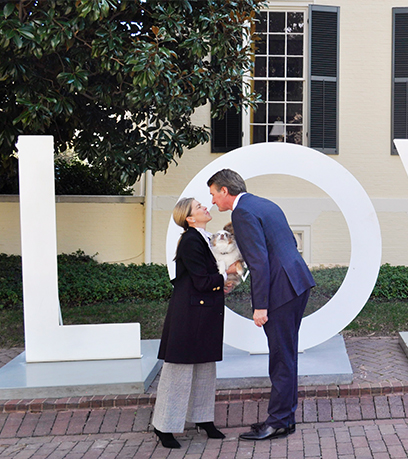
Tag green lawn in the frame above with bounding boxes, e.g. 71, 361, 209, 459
1, 296, 407, 349
2, 259, 408, 348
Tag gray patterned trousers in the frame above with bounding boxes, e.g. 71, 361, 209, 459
152, 361, 216, 433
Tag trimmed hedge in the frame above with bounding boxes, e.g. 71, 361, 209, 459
0, 254, 22, 309
0, 251, 172, 309
311, 264, 408, 300
1, 253, 408, 310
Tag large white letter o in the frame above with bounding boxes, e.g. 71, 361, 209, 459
166, 143, 382, 352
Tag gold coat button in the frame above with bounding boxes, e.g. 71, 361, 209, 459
200, 300, 204, 305
217, 286, 221, 290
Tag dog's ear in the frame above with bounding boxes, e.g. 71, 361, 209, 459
223, 222, 234, 235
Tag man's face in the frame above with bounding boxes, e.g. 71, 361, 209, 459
209, 184, 232, 212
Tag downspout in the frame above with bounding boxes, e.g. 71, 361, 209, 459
144, 170, 153, 264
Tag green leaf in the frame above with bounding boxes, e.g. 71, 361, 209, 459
19, 29, 35, 40
3, 3, 15, 19
12, 35, 23, 49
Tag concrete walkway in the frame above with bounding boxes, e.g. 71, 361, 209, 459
1, 336, 408, 458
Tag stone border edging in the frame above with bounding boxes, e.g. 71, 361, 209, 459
2, 382, 408, 413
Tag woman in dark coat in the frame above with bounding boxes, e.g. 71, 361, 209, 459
152, 197, 227, 449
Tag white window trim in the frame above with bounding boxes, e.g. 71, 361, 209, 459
291, 225, 311, 264
243, 5, 310, 147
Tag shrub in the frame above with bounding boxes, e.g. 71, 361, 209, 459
0, 254, 23, 309
57, 255, 173, 307
371, 263, 408, 299
3, 256, 408, 310
310, 266, 347, 297
310, 264, 408, 300
0, 158, 133, 195
0, 251, 173, 309
54, 158, 133, 195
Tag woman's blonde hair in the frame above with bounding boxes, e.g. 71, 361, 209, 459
173, 197, 194, 231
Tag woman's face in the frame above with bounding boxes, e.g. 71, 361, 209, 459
188, 200, 212, 228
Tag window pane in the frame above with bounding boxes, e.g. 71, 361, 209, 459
256, 12, 267, 32
268, 103, 284, 124
268, 81, 285, 101
253, 125, 266, 143
256, 34, 267, 55
269, 34, 285, 55
286, 126, 303, 144
269, 57, 284, 77
253, 103, 266, 123
287, 103, 303, 124
254, 80, 267, 100
255, 57, 267, 77
287, 13, 304, 33
268, 120, 285, 138
269, 12, 285, 32
269, 124, 285, 142
287, 35, 303, 56
287, 81, 303, 101
250, 10, 305, 147
287, 57, 303, 77
269, 135, 285, 142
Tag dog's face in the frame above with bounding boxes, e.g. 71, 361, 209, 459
210, 230, 236, 253
223, 222, 234, 236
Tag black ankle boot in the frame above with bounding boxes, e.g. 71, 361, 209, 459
154, 428, 181, 448
196, 422, 225, 439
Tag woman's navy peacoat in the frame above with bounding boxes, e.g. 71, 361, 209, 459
158, 227, 225, 364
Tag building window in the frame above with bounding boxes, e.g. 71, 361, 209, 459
392, 8, 408, 154
213, 5, 339, 154
291, 226, 311, 264
250, 11, 305, 145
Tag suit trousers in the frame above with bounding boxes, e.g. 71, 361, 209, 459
263, 289, 310, 428
152, 361, 216, 433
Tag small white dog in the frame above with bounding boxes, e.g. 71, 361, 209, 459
210, 227, 246, 289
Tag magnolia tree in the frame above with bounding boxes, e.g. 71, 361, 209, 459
0, 0, 262, 188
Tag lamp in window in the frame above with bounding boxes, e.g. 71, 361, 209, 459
269, 120, 285, 141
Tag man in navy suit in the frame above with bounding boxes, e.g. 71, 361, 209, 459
208, 169, 315, 441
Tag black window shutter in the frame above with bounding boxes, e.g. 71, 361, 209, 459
211, 108, 242, 153
211, 83, 242, 153
309, 5, 339, 154
392, 9, 408, 154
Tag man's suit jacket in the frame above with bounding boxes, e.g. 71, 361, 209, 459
232, 193, 315, 311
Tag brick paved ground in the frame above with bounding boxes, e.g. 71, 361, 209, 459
346, 337, 408, 384
0, 337, 408, 457
1, 419, 408, 458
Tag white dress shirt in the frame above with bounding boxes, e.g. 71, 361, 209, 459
232, 192, 247, 211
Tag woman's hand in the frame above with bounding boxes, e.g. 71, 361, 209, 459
226, 261, 239, 275
224, 281, 234, 294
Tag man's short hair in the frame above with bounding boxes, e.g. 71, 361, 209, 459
207, 169, 247, 196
